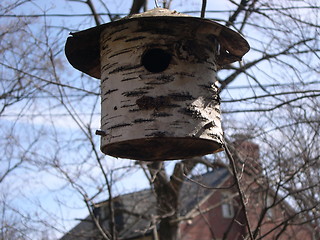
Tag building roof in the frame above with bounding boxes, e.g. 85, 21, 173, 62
60, 167, 230, 240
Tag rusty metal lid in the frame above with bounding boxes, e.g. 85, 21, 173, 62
65, 8, 250, 79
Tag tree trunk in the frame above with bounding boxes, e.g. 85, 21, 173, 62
148, 162, 179, 239
148, 160, 197, 240
158, 217, 179, 240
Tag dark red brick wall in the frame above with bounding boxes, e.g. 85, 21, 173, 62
180, 178, 246, 240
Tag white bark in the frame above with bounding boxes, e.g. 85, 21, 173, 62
99, 18, 223, 160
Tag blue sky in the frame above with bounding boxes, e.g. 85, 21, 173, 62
0, 2, 267, 238
1, 0, 319, 239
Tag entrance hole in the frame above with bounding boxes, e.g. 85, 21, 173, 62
141, 48, 172, 73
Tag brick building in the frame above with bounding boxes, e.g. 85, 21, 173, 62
61, 141, 316, 240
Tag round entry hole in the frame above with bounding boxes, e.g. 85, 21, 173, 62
141, 48, 171, 73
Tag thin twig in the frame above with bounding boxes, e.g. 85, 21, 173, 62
183, 173, 236, 190
226, 0, 248, 27
86, 0, 101, 26
155, 0, 159, 8
88, 127, 117, 239
130, 0, 147, 14
223, 142, 254, 240
98, 0, 115, 21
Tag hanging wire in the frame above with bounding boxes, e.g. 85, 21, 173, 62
201, 0, 207, 18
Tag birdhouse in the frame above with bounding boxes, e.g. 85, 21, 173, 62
65, 8, 250, 161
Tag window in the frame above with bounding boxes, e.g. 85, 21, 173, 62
221, 192, 235, 218
266, 196, 274, 219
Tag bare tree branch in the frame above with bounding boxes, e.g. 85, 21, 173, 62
130, 0, 146, 14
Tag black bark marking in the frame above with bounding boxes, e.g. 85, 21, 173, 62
204, 95, 221, 103
213, 107, 221, 114
175, 39, 210, 63
101, 97, 108, 104
208, 133, 222, 141
111, 134, 122, 139
122, 90, 148, 97
109, 64, 141, 74
102, 35, 112, 41
171, 120, 189, 125
101, 114, 109, 121
174, 72, 195, 77
108, 49, 132, 59
101, 43, 109, 50
136, 96, 178, 110
133, 118, 155, 123
193, 121, 217, 138
121, 77, 138, 82
169, 92, 195, 101
145, 131, 169, 137
104, 89, 118, 95
152, 112, 172, 117
123, 69, 145, 76
128, 108, 140, 112
105, 115, 122, 121
101, 48, 112, 56
145, 128, 158, 131
146, 74, 174, 85
107, 123, 132, 130
101, 122, 108, 128
120, 104, 136, 108
101, 76, 109, 84
199, 83, 219, 92
198, 84, 211, 90
203, 121, 216, 130
179, 107, 208, 121
101, 62, 117, 72
112, 36, 127, 42
139, 86, 154, 90
125, 36, 146, 42
107, 26, 129, 37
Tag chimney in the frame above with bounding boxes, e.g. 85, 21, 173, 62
232, 135, 262, 175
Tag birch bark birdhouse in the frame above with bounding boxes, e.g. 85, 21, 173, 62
65, 8, 250, 161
